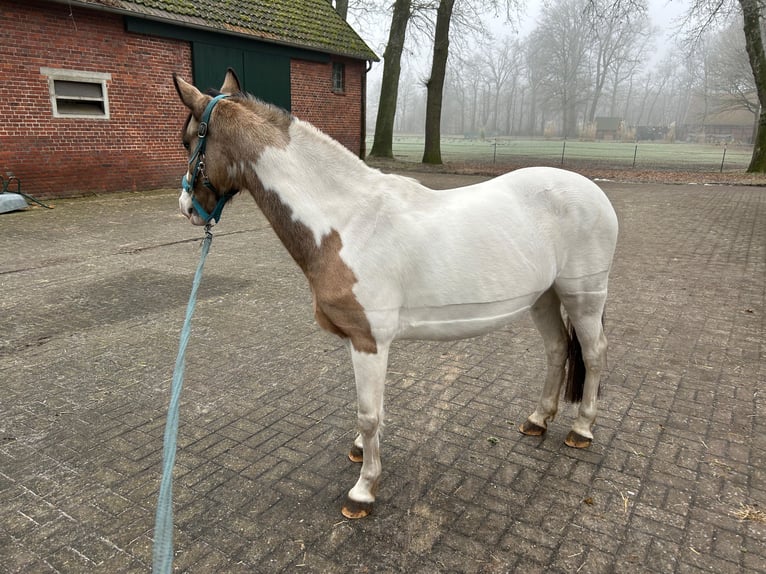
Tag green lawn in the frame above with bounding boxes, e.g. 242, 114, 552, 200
366, 135, 754, 172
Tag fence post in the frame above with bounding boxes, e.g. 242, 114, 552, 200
720, 143, 727, 173
633, 143, 638, 168
493, 139, 497, 164
561, 138, 566, 166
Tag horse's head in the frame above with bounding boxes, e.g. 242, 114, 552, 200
173, 68, 242, 225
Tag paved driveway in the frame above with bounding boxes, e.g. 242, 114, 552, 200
1, 173, 764, 573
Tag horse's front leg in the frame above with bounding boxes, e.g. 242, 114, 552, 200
341, 344, 389, 519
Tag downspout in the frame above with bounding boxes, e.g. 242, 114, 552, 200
361, 60, 373, 158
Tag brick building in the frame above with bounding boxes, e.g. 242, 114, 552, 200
0, 0, 377, 199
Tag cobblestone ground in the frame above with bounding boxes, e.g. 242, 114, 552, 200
1, 173, 764, 573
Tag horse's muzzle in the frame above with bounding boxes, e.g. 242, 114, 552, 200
178, 188, 207, 226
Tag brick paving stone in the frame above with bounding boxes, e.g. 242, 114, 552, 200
1, 175, 764, 573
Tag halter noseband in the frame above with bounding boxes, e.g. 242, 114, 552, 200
181, 94, 236, 224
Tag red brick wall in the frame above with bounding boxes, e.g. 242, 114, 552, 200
291, 58, 365, 157
0, 1, 368, 199
0, 0, 191, 199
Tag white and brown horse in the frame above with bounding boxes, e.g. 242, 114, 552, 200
173, 69, 618, 518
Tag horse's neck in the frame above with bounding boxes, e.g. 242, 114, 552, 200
244, 119, 381, 272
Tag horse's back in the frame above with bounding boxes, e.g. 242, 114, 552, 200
488, 167, 615, 222
441, 166, 617, 270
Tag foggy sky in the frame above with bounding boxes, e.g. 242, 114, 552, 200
355, 0, 691, 85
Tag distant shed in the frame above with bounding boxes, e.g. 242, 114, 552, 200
680, 95, 757, 144
595, 117, 623, 140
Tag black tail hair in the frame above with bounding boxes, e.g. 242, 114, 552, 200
563, 312, 606, 403
563, 320, 586, 403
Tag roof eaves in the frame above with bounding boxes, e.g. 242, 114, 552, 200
55, 0, 378, 61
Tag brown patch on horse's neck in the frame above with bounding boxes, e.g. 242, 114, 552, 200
246, 177, 377, 355
197, 96, 376, 354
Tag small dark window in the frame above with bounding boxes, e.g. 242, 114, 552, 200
332, 62, 345, 93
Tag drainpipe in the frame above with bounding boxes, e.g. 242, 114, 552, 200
361, 60, 373, 158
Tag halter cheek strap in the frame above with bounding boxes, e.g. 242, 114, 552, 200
182, 94, 236, 224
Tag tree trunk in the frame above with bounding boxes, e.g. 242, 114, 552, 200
422, 0, 455, 164
369, 0, 412, 158
739, 0, 766, 171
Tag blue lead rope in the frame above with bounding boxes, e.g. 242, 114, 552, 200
152, 226, 213, 574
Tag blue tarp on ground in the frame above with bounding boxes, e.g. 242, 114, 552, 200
0, 193, 28, 214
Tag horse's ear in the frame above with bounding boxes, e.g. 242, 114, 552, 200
220, 68, 241, 95
173, 73, 209, 119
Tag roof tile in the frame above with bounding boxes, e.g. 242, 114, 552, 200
69, 0, 378, 60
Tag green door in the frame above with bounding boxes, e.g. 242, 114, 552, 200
193, 43, 291, 110
192, 43, 244, 94
242, 51, 291, 110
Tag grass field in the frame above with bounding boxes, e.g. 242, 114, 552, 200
366, 134, 755, 172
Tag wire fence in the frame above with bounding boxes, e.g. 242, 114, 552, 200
367, 135, 755, 172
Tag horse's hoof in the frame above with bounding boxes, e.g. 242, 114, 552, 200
565, 431, 592, 449
519, 419, 547, 436
341, 497, 373, 519
348, 445, 363, 463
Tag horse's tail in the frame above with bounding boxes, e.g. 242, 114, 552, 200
563, 312, 605, 403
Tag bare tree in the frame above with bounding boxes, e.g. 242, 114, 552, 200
738, 0, 766, 168
527, 0, 592, 136
683, 0, 766, 171
481, 36, 519, 134
396, 67, 421, 131
706, 18, 759, 114
441, 60, 465, 134
422, 0, 456, 164
421, 0, 523, 163
369, 0, 413, 158
584, 0, 653, 123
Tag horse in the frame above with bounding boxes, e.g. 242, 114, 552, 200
173, 69, 619, 519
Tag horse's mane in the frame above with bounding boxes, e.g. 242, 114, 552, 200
205, 88, 294, 124
196, 87, 424, 196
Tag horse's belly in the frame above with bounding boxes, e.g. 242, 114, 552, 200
395, 294, 539, 341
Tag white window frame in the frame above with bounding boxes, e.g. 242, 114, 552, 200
40, 67, 111, 119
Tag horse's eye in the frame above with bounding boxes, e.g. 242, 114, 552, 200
183, 141, 190, 151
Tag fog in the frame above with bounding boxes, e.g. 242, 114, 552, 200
348, 0, 755, 143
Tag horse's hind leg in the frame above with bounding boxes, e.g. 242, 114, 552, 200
341, 344, 389, 519
520, 288, 569, 437
559, 291, 608, 448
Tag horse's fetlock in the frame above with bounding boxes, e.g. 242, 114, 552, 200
361, 469, 381, 486
540, 399, 558, 419
578, 404, 597, 423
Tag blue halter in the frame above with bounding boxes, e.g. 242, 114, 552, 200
181, 94, 235, 224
